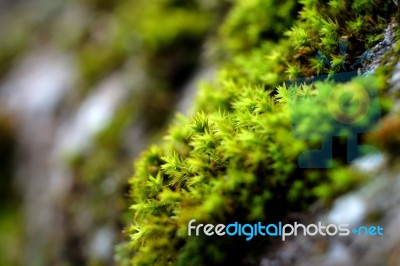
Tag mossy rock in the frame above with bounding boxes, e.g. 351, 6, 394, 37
122, 1, 400, 265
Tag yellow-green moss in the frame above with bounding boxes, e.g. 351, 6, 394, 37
123, 0, 399, 265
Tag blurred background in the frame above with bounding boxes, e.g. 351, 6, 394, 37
0, 0, 226, 265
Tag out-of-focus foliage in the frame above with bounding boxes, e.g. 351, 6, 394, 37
77, 0, 218, 90
0, 114, 21, 266
61, 0, 224, 265
219, 0, 299, 53
215, 0, 298, 86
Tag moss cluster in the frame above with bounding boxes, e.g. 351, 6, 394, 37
208, 0, 398, 89
125, 78, 381, 266
284, 0, 397, 77
124, 1, 399, 265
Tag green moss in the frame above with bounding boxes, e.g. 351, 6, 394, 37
122, 0, 399, 265
125, 74, 383, 265
284, 0, 396, 77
